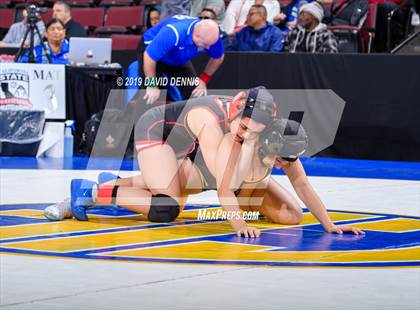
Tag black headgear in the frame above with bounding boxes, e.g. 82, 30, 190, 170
230, 86, 277, 126
258, 118, 308, 163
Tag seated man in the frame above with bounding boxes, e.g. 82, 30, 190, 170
284, 1, 338, 53
53, 0, 87, 38
0, 5, 45, 48
18, 19, 69, 64
222, 0, 280, 35
191, 0, 226, 24
228, 4, 284, 52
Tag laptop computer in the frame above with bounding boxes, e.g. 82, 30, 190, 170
68, 37, 112, 65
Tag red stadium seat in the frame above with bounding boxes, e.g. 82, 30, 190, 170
106, 6, 144, 28
111, 34, 141, 50
327, 0, 370, 53
41, 7, 53, 23
361, 3, 378, 53
95, 6, 143, 36
95, 26, 127, 36
27, 0, 45, 6
99, 0, 132, 7
67, 0, 94, 7
44, 0, 57, 7
10, 0, 25, 6
72, 7, 105, 33
0, 8, 15, 29
141, 0, 161, 4
0, 0, 11, 8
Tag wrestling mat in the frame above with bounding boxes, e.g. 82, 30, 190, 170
1, 203, 419, 267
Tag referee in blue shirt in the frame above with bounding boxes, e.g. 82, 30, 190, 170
139, 15, 225, 104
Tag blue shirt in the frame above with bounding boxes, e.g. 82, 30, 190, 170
18, 39, 69, 64
125, 60, 183, 106
229, 24, 284, 52
286, 0, 314, 24
144, 16, 224, 66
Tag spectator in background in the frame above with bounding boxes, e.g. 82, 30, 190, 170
198, 7, 218, 19
191, 0, 226, 24
284, 1, 338, 53
0, 5, 45, 48
53, 0, 87, 38
199, 8, 232, 48
146, 7, 161, 29
160, 0, 191, 20
229, 4, 284, 51
222, 0, 280, 35
275, 0, 309, 33
18, 18, 69, 64
274, 0, 333, 33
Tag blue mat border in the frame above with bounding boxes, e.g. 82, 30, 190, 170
0, 156, 419, 180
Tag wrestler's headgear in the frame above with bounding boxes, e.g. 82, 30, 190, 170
258, 118, 308, 163
229, 86, 277, 126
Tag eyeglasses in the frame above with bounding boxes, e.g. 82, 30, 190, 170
248, 11, 259, 16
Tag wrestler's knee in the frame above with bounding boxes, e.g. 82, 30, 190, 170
288, 205, 304, 224
265, 202, 303, 225
147, 194, 180, 223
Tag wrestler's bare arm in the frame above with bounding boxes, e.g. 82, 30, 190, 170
281, 160, 333, 228
282, 160, 364, 235
215, 134, 260, 237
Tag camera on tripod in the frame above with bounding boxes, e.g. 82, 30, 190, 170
26, 4, 48, 25
14, 4, 51, 63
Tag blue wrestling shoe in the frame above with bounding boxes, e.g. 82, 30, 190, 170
70, 179, 96, 221
98, 172, 119, 184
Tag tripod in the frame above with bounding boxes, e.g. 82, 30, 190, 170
14, 19, 52, 63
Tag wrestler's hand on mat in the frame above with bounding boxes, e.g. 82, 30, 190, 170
325, 224, 365, 235
236, 226, 261, 238
144, 87, 160, 105
191, 80, 207, 97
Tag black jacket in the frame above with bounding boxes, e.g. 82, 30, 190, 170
65, 19, 87, 38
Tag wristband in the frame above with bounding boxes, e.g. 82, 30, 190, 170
199, 72, 211, 85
